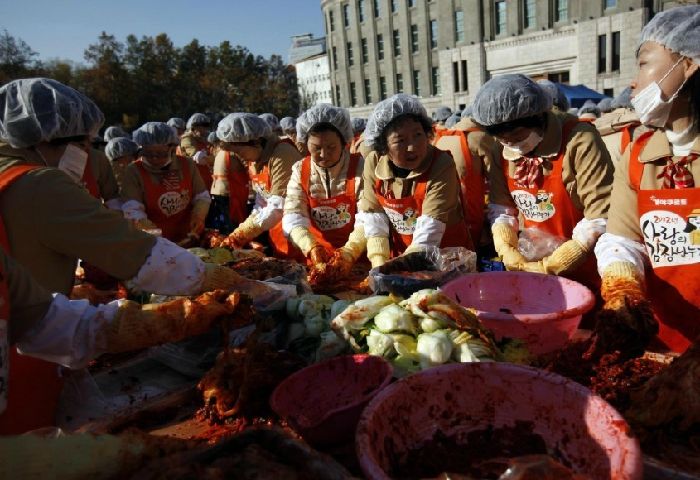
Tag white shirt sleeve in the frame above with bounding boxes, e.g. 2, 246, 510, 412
282, 212, 310, 236
254, 194, 285, 231
409, 215, 446, 249
105, 198, 123, 212
121, 199, 148, 221
571, 218, 607, 251
357, 211, 390, 237
594, 232, 648, 279
192, 189, 212, 205
487, 203, 519, 230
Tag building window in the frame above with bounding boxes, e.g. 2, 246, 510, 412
343, 3, 350, 27
380, 76, 387, 99
413, 69, 420, 96
453, 62, 459, 92
604, 87, 614, 97
347, 41, 354, 66
430, 20, 438, 49
359, 0, 365, 22
495, 1, 507, 35
350, 81, 357, 105
431, 67, 440, 95
555, 0, 568, 22
377, 34, 384, 60
411, 24, 419, 53
460, 60, 468, 92
374, 0, 380, 17
329, 11, 335, 31
332, 46, 338, 70
335, 84, 340, 105
396, 72, 403, 92
455, 11, 465, 43
391, 0, 398, 13
364, 78, 372, 104
408, 0, 416, 7
393, 29, 401, 56
611, 31, 620, 71
598, 34, 607, 73
362, 37, 369, 63
548, 71, 570, 83
523, 0, 536, 29
604, 0, 617, 9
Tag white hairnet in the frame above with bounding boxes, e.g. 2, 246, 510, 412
186, 113, 210, 130
611, 87, 633, 109
207, 131, 218, 144
363, 93, 428, 148
167, 117, 185, 129
434, 106, 452, 122
460, 105, 473, 119
259, 113, 280, 132
445, 113, 461, 129
103, 125, 128, 143
280, 116, 296, 134
351, 117, 366, 134
597, 97, 613, 113
105, 137, 139, 161
471, 74, 551, 127
578, 100, 601, 117
0, 77, 104, 149
132, 122, 179, 147
216, 113, 271, 143
639, 5, 700, 65
536, 79, 570, 112
567, 107, 579, 116
296, 104, 354, 144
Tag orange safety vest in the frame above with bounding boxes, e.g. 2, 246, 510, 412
81, 152, 101, 199
374, 149, 471, 257
300, 154, 360, 250
0, 165, 64, 434
629, 132, 700, 353
135, 157, 194, 243
224, 151, 250, 225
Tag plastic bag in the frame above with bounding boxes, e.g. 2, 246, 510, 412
368, 247, 476, 296
517, 228, 566, 261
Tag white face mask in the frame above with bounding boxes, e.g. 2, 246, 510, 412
57, 144, 89, 183
500, 130, 543, 156
631, 57, 688, 128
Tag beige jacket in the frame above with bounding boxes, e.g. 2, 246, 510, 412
594, 108, 645, 167
607, 130, 700, 241
359, 145, 463, 226
0, 144, 156, 295
249, 139, 303, 199
89, 148, 120, 202
211, 150, 246, 196
179, 131, 208, 158
490, 111, 614, 220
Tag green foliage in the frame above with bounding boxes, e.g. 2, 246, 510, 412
0, 31, 300, 129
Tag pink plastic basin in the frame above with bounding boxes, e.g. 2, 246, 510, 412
441, 272, 595, 354
270, 354, 392, 446
356, 362, 642, 480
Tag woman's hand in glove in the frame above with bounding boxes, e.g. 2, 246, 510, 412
309, 245, 331, 265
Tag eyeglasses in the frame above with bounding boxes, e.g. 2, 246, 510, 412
138, 148, 173, 160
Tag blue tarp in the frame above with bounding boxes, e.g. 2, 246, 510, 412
555, 83, 608, 108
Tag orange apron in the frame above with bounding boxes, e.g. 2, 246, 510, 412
224, 151, 250, 225
629, 132, 700, 353
619, 122, 640, 155
0, 165, 64, 434
136, 158, 193, 242
504, 119, 599, 289
195, 163, 213, 191
81, 153, 100, 199
434, 129, 483, 250
374, 149, 471, 257
300, 154, 359, 250
248, 162, 303, 260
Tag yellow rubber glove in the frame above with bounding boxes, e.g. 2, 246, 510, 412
491, 223, 526, 271
289, 225, 318, 256
202, 263, 283, 301
224, 215, 263, 249
189, 201, 209, 235
367, 236, 390, 269
309, 245, 331, 265
337, 224, 367, 263
521, 239, 589, 275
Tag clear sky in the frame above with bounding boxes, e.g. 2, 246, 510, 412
2, 0, 326, 64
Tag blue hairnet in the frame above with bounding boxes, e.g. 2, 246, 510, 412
611, 87, 633, 109
132, 122, 179, 147
578, 100, 601, 117
296, 103, 354, 144
0, 78, 104, 149
460, 105, 473, 119
445, 113, 461, 129
167, 117, 186, 129
639, 5, 700, 65
434, 106, 452, 122
186, 113, 210, 129
207, 131, 218, 144
280, 116, 296, 134
536, 79, 570, 112
471, 74, 551, 127
105, 137, 139, 161
351, 117, 366, 134
597, 97, 613, 113
103, 125, 128, 143
216, 113, 271, 143
259, 113, 281, 133
363, 94, 429, 148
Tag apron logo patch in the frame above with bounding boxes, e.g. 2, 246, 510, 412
511, 189, 556, 222
311, 203, 352, 231
641, 209, 700, 267
384, 206, 418, 235
158, 190, 190, 217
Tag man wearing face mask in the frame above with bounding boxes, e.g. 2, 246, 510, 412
121, 122, 211, 244
591, 5, 700, 356
472, 74, 614, 290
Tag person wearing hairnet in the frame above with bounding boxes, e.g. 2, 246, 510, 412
167, 117, 186, 138
259, 112, 283, 138
283, 104, 366, 275
105, 136, 139, 189
597, 98, 613, 115
536, 79, 570, 113
349, 117, 367, 155
103, 125, 128, 143
281, 116, 307, 156
472, 74, 614, 289
179, 113, 210, 158
578, 100, 601, 121
594, 87, 644, 166
359, 94, 471, 267
444, 113, 461, 129
434, 105, 505, 252
591, 5, 700, 355
121, 122, 211, 244
0, 78, 270, 433
218, 113, 303, 257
